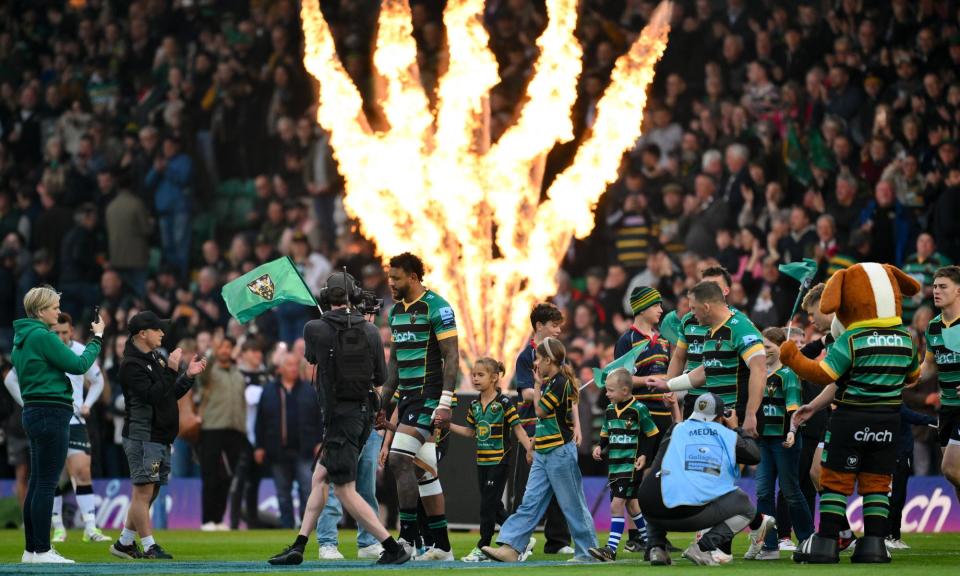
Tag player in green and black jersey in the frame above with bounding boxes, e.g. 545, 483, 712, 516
588, 370, 659, 562
665, 267, 758, 421
449, 358, 532, 561
902, 233, 952, 324
920, 266, 960, 498
380, 253, 459, 558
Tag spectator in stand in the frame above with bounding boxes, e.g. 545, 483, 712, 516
902, 233, 952, 325
146, 134, 192, 275
857, 179, 916, 266
680, 174, 728, 258
58, 204, 103, 322
105, 185, 152, 297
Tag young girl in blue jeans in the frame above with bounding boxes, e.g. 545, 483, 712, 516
481, 338, 598, 562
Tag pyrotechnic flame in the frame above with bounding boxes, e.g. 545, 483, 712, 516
301, 0, 672, 380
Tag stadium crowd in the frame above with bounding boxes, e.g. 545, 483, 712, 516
0, 0, 958, 550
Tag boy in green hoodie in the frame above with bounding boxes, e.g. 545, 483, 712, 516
11, 286, 103, 564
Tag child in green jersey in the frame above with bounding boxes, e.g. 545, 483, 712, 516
744, 327, 812, 561
450, 358, 532, 562
588, 369, 659, 562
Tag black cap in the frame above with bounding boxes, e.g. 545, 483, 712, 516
128, 311, 170, 335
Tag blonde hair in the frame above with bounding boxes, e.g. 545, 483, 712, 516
23, 285, 60, 319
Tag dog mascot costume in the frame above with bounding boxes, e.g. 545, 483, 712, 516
779, 262, 921, 564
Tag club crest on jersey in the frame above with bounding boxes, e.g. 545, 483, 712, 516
247, 274, 275, 300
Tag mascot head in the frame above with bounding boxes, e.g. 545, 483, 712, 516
820, 262, 921, 329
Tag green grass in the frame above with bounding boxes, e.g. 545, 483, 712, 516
1, 529, 958, 575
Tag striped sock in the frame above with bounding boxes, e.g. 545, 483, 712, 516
862, 493, 890, 537
399, 509, 419, 545
427, 515, 450, 551
608, 516, 625, 551
818, 491, 848, 539
631, 512, 647, 539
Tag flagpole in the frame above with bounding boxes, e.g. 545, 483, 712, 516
785, 276, 813, 340
579, 379, 595, 392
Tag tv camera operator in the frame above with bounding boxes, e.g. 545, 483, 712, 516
268, 271, 410, 566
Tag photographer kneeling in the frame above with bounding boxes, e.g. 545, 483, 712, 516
268, 272, 410, 566
637, 393, 774, 566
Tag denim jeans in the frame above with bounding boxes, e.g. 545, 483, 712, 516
496, 442, 597, 560
271, 449, 314, 529
22, 405, 72, 553
316, 430, 383, 548
756, 436, 814, 549
159, 211, 191, 276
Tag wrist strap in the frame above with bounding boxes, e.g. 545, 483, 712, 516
438, 390, 453, 409
667, 374, 693, 392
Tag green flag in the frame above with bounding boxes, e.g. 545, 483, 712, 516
944, 325, 960, 353
784, 123, 812, 186
591, 342, 647, 389
660, 310, 682, 346
221, 257, 317, 323
779, 258, 818, 286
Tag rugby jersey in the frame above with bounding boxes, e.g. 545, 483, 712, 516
902, 252, 951, 323
676, 306, 750, 378
466, 393, 521, 465
514, 341, 538, 435
534, 373, 575, 453
700, 312, 765, 410
614, 326, 671, 416
389, 290, 457, 397
760, 365, 802, 437
820, 324, 919, 411
925, 314, 960, 408
600, 399, 659, 483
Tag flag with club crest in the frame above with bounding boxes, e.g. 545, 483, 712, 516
591, 341, 648, 389
221, 257, 317, 323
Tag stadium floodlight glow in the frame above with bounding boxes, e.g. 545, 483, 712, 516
301, 0, 671, 378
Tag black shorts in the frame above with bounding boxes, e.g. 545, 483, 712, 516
938, 406, 960, 448
68, 423, 91, 455
822, 409, 899, 476
396, 391, 439, 434
320, 401, 373, 485
609, 476, 641, 500
123, 438, 171, 485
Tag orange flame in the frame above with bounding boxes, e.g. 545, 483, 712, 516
301, 0, 672, 379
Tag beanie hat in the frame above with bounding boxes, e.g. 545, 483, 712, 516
630, 286, 662, 315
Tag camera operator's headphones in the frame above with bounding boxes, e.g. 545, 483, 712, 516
318, 270, 364, 310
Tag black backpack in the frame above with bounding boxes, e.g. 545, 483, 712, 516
323, 317, 375, 401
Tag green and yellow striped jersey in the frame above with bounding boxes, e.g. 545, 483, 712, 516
760, 366, 802, 437
534, 374, 575, 453
388, 290, 458, 397
600, 399, 659, 482
820, 324, 919, 410
700, 312, 765, 410
925, 314, 960, 408
466, 393, 521, 465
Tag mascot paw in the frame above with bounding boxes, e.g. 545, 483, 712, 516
780, 340, 800, 364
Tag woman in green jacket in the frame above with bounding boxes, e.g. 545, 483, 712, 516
11, 286, 104, 564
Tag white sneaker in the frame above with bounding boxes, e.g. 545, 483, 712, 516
744, 514, 776, 559
319, 545, 345, 560
215, 522, 230, 531
757, 549, 780, 560
32, 549, 75, 564
461, 547, 489, 562
200, 522, 218, 532
519, 537, 537, 562
711, 549, 733, 564
358, 543, 383, 559
414, 545, 455, 561
397, 538, 416, 558
21, 551, 34, 563
556, 545, 575, 554
779, 538, 797, 551
885, 538, 908, 550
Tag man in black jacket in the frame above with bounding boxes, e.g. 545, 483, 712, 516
110, 312, 205, 561
268, 272, 409, 566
